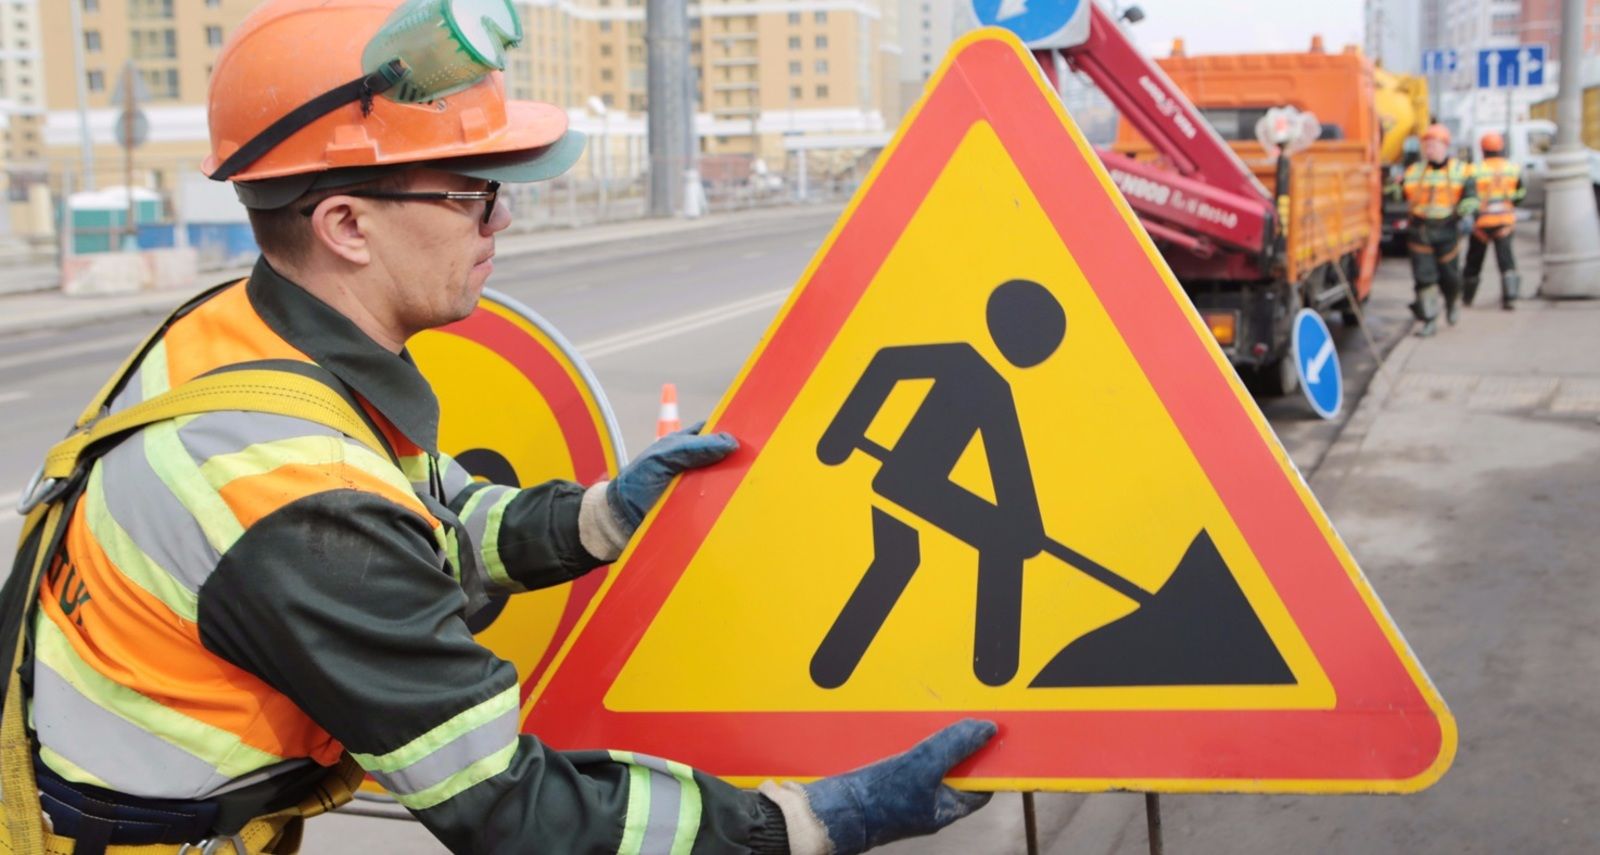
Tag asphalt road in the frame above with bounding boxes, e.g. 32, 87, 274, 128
0, 211, 1414, 853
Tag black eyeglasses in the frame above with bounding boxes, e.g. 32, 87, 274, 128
299, 180, 501, 224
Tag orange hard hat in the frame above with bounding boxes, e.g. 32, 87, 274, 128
1480, 131, 1506, 154
1421, 124, 1452, 145
205, 0, 582, 206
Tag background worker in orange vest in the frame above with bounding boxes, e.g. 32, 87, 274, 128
0, 1, 995, 853
1403, 124, 1479, 337
1463, 131, 1526, 310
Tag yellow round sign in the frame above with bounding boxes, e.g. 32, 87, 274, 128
410, 288, 625, 710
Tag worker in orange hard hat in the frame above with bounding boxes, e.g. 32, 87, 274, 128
0, 1, 993, 853
1403, 124, 1478, 337
1462, 131, 1527, 310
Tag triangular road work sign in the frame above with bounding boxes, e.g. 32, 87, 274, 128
524, 29, 1454, 793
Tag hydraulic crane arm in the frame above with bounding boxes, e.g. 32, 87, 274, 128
1041, 2, 1275, 257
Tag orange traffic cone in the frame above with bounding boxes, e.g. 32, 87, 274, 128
655, 383, 682, 438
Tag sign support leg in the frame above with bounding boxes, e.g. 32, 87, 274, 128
1022, 792, 1040, 855
1144, 793, 1164, 855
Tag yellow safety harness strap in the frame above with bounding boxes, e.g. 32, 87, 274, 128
5, 351, 390, 853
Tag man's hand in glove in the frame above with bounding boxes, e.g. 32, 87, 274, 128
758, 719, 997, 855
577, 423, 738, 561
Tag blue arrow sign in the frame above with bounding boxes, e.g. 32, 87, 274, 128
971, 0, 1087, 49
1293, 309, 1342, 420
1422, 49, 1457, 75
1477, 45, 1547, 88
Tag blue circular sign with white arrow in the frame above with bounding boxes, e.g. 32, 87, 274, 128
1292, 308, 1342, 420
970, 0, 1089, 49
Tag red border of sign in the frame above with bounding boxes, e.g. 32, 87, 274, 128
437, 307, 610, 702
523, 34, 1450, 790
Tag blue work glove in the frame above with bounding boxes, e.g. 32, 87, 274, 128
759, 719, 997, 855
605, 423, 738, 534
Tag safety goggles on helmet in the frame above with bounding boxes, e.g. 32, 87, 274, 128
209, 0, 524, 183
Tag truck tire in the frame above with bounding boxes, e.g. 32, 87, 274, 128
1255, 354, 1300, 397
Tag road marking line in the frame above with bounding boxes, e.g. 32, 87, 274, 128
0, 390, 30, 405
577, 289, 789, 360
0, 334, 143, 374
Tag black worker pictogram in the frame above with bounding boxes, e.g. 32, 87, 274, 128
810, 279, 1296, 690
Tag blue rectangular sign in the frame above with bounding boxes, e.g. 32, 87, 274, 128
1422, 49, 1457, 75
1477, 45, 1547, 88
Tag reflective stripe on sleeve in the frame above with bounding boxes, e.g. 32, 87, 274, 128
457, 484, 522, 592
351, 686, 519, 811
609, 751, 704, 855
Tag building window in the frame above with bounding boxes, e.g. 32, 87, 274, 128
815, 11, 827, 23
629, 93, 646, 112
600, 43, 613, 56
790, 85, 802, 99
786, 60, 799, 74
130, 0, 175, 19
923, 20, 931, 29
86, 70, 105, 92
599, 20, 612, 32
788, 12, 800, 24
815, 35, 827, 48
84, 30, 101, 52
139, 67, 179, 99
788, 36, 800, 49
815, 59, 828, 73
206, 25, 223, 47
82, 0, 99, 12
816, 84, 828, 98
206, 0, 221, 6
132, 28, 178, 59
601, 68, 613, 81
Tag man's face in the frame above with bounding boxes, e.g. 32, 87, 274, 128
362, 169, 512, 336
1423, 138, 1449, 163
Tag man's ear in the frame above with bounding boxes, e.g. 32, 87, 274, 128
307, 197, 371, 266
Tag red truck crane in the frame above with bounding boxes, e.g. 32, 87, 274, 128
1034, 3, 1380, 393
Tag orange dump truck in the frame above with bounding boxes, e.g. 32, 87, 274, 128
1110, 39, 1382, 392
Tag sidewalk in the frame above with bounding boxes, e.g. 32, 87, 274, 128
0, 204, 838, 338
1056, 235, 1600, 854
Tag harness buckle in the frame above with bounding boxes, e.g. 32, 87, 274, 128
16, 467, 72, 515
180, 834, 248, 855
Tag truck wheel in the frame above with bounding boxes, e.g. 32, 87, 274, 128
1255, 355, 1300, 397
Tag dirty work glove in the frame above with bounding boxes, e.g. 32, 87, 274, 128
758, 719, 997, 855
578, 424, 738, 562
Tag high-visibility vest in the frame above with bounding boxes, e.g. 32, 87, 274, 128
25, 280, 452, 801
1403, 159, 1474, 222
1473, 156, 1524, 228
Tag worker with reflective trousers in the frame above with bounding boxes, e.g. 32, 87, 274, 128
1462, 131, 1526, 310
1403, 124, 1479, 337
0, 2, 994, 853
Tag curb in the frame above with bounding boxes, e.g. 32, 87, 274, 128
1308, 327, 1419, 502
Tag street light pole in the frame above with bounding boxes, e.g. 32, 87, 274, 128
1540, 0, 1600, 297
69, 0, 96, 190
646, 0, 691, 217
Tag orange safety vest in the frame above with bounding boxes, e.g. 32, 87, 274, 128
1473, 156, 1523, 228
31, 281, 446, 800
1403, 159, 1474, 222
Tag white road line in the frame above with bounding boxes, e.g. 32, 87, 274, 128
0, 390, 30, 405
0, 334, 143, 374
577, 289, 790, 360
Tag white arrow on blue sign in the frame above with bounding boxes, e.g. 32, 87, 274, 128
1477, 45, 1547, 88
970, 0, 1090, 50
1292, 309, 1342, 420
1422, 49, 1458, 74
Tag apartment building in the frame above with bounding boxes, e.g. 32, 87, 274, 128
1365, 0, 1424, 73
38, 0, 252, 193
899, 0, 954, 106
1519, 0, 1600, 63
1, 0, 45, 232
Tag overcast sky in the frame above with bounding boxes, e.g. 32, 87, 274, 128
1119, 1, 1365, 58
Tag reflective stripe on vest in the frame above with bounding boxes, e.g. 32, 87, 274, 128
31, 281, 446, 801
1475, 157, 1522, 226
1404, 161, 1471, 220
